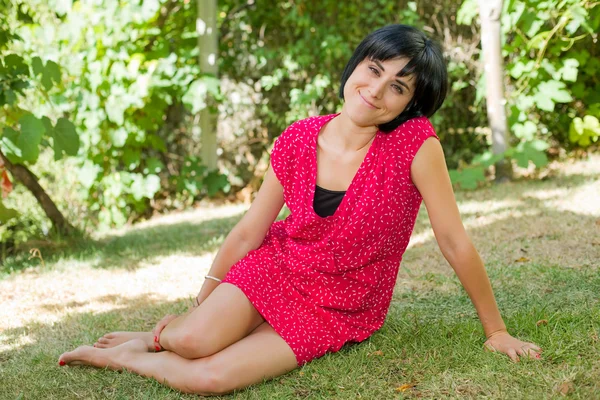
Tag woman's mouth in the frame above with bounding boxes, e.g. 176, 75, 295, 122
359, 92, 378, 109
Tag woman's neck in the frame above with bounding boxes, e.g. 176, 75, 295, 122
323, 111, 378, 153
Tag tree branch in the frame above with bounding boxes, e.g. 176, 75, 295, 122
0, 149, 76, 236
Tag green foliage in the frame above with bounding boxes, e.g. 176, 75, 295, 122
569, 113, 600, 147
0, 198, 18, 223
0, 2, 81, 232
451, 0, 599, 189
1, 0, 229, 233
1, 0, 598, 242
60, 0, 228, 228
448, 166, 485, 190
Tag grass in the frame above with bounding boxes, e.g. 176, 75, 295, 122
0, 154, 599, 399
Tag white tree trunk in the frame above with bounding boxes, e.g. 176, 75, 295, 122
197, 0, 218, 170
478, 0, 512, 181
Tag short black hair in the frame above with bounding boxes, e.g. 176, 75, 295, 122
339, 24, 448, 133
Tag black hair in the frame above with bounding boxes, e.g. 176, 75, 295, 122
339, 24, 448, 133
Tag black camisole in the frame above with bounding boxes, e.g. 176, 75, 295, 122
313, 185, 346, 217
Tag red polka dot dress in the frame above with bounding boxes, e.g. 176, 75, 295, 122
222, 113, 439, 366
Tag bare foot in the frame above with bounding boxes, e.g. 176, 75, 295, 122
94, 332, 155, 351
59, 338, 147, 369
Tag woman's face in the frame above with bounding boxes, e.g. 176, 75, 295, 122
342, 57, 415, 128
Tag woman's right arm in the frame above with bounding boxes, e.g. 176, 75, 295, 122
194, 163, 285, 305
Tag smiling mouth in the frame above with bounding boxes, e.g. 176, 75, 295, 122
359, 92, 378, 109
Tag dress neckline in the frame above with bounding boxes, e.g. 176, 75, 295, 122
315, 184, 346, 194
310, 113, 380, 220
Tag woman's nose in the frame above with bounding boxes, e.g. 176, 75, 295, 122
369, 80, 386, 99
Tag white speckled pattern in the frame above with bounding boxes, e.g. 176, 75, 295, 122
222, 113, 439, 366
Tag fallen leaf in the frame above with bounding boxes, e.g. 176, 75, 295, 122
536, 319, 548, 326
395, 383, 416, 392
557, 381, 574, 396
368, 350, 384, 356
298, 371, 304, 376
591, 332, 598, 342
596, 219, 600, 226
515, 257, 530, 263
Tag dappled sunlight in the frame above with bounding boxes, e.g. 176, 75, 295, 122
2, 156, 599, 357
402, 156, 600, 286
457, 199, 523, 216
539, 180, 600, 217
103, 202, 250, 239
0, 252, 216, 352
552, 154, 600, 177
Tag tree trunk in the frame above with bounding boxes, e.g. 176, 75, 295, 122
478, 0, 513, 182
197, 0, 219, 171
0, 150, 76, 235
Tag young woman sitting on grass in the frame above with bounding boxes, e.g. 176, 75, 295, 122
58, 24, 543, 395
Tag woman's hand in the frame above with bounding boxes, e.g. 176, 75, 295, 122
483, 331, 543, 362
152, 314, 178, 351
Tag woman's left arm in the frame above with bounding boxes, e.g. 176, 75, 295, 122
410, 137, 542, 362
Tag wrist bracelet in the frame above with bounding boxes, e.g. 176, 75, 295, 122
205, 275, 222, 283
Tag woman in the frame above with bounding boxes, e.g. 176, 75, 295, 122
58, 25, 542, 395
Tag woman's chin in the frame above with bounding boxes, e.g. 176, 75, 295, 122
347, 112, 381, 128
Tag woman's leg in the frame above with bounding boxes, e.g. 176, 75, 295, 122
95, 282, 265, 359
59, 322, 298, 396
157, 282, 264, 359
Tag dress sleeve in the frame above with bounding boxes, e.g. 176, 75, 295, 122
406, 116, 440, 163
269, 122, 299, 188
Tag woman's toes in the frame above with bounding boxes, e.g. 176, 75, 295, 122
59, 345, 94, 366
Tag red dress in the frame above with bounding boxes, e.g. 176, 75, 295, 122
222, 113, 439, 366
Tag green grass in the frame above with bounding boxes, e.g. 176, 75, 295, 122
1, 263, 598, 399
1, 156, 599, 399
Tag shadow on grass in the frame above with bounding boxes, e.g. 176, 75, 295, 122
1, 263, 599, 399
407, 171, 599, 274
1, 212, 247, 275
0, 293, 297, 399
4, 169, 598, 277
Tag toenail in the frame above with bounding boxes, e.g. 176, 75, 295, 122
155, 345, 160, 352
59, 360, 66, 366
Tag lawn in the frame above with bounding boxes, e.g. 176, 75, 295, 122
1, 154, 599, 399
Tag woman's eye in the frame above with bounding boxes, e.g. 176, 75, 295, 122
392, 85, 403, 94
369, 66, 379, 75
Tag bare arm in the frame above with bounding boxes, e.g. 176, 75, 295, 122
411, 137, 506, 337
194, 163, 285, 305
410, 137, 542, 362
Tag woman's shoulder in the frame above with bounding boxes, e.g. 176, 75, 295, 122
290, 113, 337, 130
379, 116, 439, 161
382, 116, 437, 140
277, 114, 337, 143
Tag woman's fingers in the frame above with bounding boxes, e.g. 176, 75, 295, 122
507, 348, 519, 363
483, 342, 496, 352
531, 343, 543, 352
520, 344, 542, 359
152, 314, 178, 349
484, 335, 543, 362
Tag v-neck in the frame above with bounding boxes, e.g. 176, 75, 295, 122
310, 113, 380, 220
